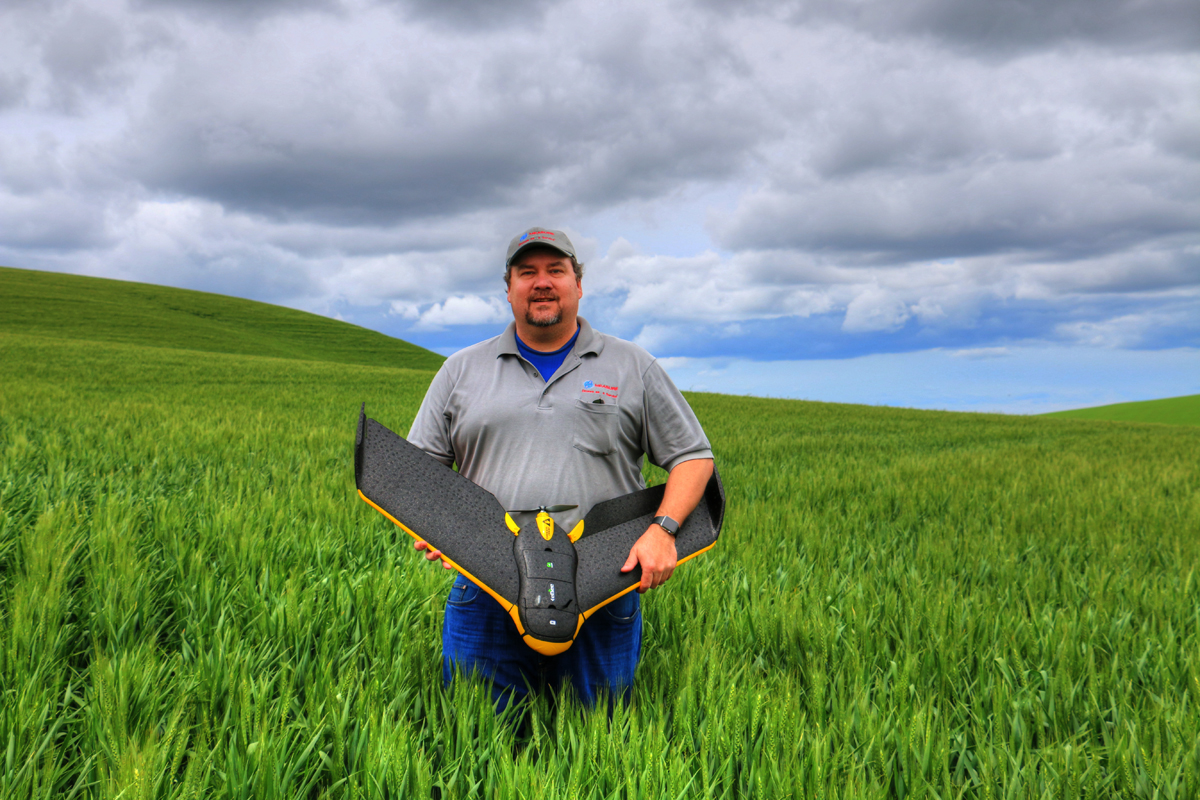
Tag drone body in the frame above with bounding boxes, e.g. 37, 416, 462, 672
354, 405, 724, 655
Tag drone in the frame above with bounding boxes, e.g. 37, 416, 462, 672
354, 405, 725, 655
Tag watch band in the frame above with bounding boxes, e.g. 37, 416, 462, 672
652, 514, 680, 536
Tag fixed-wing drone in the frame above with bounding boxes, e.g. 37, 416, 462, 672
354, 405, 725, 655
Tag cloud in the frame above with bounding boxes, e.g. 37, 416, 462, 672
387, 0, 560, 30
655, 356, 692, 371
842, 285, 910, 332
0, 71, 29, 111
632, 323, 675, 353
704, 0, 1200, 54
951, 347, 1011, 360
413, 294, 510, 330
94, 0, 764, 229
1055, 312, 1168, 349
40, 6, 129, 109
131, 0, 338, 23
0, 0, 1196, 372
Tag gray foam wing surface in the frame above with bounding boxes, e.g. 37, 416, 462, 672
356, 410, 520, 602
574, 468, 724, 613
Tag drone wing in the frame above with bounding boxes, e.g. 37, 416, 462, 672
355, 405, 521, 609
573, 466, 725, 618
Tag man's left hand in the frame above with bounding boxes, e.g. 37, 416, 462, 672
620, 525, 678, 592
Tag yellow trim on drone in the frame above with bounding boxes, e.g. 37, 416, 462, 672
536, 511, 555, 541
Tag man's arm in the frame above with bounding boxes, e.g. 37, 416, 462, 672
620, 457, 714, 592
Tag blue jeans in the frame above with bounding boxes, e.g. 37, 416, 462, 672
442, 573, 642, 711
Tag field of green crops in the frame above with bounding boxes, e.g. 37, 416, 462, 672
2, 271, 1199, 799
1045, 394, 1200, 428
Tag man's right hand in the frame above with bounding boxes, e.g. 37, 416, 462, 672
415, 540, 454, 569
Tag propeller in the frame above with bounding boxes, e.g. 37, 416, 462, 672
508, 504, 579, 514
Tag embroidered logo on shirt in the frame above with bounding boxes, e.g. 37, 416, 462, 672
581, 380, 619, 402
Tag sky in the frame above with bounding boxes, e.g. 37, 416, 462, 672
1, 0, 1197, 413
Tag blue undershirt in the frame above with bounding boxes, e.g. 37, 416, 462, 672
515, 325, 580, 382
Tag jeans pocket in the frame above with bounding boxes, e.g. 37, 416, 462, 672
572, 399, 619, 457
602, 590, 640, 624
447, 575, 481, 606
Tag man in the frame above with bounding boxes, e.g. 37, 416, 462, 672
407, 226, 714, 709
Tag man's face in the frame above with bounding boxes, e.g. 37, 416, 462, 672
506, 249, 583, 329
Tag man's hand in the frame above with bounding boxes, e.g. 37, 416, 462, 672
619, 457, 714, 593
415, 540, 454, 569
620, 525, 677, 592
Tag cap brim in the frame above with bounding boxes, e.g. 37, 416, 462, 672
506, 242, 573, 266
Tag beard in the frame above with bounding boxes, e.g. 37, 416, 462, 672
525, 298, 562, 327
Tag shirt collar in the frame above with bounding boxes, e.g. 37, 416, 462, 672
496, 316, 604, 358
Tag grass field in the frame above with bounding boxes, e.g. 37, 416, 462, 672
1045, 394, 1200, 428
0, 265, 443, 371
1, 270, 1198, 799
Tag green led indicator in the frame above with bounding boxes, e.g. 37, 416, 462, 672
547, 562, 553, 568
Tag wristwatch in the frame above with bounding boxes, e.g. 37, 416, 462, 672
652, 514, 680, 536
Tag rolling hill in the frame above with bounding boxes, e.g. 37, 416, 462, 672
0, 265, 444, 371
1044, 393, 1200, 427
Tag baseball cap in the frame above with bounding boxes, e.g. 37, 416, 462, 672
506, 227, 576, 266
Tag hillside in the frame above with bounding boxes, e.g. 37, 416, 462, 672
0, 265, 444, 371
1044, 392, 1200, 427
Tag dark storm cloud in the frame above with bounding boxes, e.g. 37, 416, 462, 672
131, 0, 338, 21
126, 131, 544, 225
714, 158, 1200, 265
704, 0, 1200, 53
40, 5, 128, 110
0, 195, 107, 250
877, 0, 1200, 53
388, 0, 559, 30
0, 73, 29, 110
113, 2, 763, 226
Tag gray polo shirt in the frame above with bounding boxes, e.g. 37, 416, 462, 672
407, 317, 713, 534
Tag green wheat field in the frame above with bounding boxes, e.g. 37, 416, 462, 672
1, 266, 1198, 799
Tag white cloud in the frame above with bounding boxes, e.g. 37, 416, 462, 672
413, 294, 509, 330
655, 356, 692, 371
952, 347, 1011, 360
1055, 313, 1159, 348
632, 323, 676, 353
388, 301, 420, 320
842, 285, 911, 332
588, 243, 839, 324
